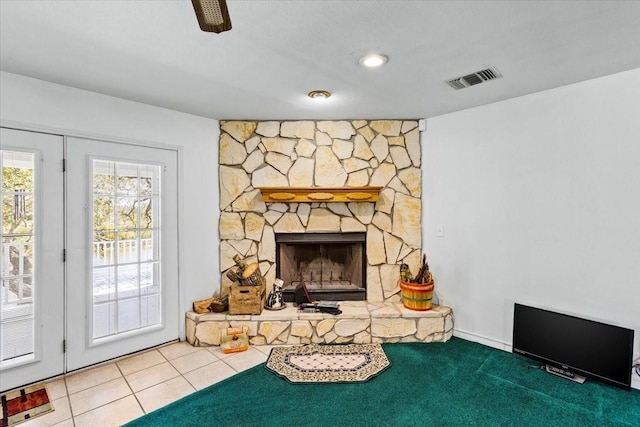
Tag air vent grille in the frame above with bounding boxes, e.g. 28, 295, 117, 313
446, 67, 502, 90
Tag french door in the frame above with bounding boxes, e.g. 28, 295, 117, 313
1, 129, 180, 390
65, 137, 179, 371
1, 128, 64, 391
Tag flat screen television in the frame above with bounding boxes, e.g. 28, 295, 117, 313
512, 303, 635, 390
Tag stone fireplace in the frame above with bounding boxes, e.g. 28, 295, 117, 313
276, 232, 366, 301
218, 120, 422, 302
185, 125, 454, 347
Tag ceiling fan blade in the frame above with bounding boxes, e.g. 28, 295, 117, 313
192, 0, 232, 33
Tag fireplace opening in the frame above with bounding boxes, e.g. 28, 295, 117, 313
275, 233, 366, 302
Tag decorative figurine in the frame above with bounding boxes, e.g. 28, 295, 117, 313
265, 278, 286, 310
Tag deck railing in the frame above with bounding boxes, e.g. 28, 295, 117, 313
93, 238, 153, 264
1, 241, 33, 306
1, 239, 153, 307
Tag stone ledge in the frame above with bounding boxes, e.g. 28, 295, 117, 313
186, 302, 453, 347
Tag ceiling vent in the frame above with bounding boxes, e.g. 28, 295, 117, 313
446, 67, 502, 90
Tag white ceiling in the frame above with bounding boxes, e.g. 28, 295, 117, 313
1, 0, 639, 121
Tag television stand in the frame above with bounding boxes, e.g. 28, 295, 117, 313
545, 365, 586, 384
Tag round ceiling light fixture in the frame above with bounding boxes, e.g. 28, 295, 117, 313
359, 53, 388, 68
308, 90, 331, 99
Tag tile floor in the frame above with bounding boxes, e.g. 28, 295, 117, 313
18, 342, 278, 427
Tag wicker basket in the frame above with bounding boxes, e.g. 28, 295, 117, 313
400, 281, 434, 311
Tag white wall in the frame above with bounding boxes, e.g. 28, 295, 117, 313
423, 68, 640, 382
0, 71, 220, 340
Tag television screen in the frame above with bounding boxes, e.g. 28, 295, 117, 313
513, 303, 634, 390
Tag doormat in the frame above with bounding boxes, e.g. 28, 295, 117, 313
265, 343, 391, 383
1, 384, 53, 427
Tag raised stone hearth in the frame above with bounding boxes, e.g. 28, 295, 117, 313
186, 302, 453, 346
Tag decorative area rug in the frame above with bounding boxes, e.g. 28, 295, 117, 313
265, 343, 391, 383
1, 383, 53, 427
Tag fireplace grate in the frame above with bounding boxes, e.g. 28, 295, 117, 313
290, 280, 360, 290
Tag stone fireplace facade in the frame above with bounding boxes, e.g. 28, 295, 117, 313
218, 120, 422, 302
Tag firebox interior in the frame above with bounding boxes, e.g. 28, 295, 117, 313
275, 232, 366, 302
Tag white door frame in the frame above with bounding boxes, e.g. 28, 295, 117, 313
1, 122, 185, 389
0, 121, 186, 342
0, 128, 65, 391
65, 137, 181, 371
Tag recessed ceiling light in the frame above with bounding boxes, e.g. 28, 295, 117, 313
359, 53, 388, 68
308, 90, 331, 99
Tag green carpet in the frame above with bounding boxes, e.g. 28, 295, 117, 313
124, 338, 640, 427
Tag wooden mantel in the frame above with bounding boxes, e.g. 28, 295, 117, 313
258, 186, 383, 203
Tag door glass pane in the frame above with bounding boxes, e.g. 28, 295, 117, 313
91, 159, 162, 341
1, 150, 36, 362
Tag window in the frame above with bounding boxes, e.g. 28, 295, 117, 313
91, 159, 162, 341
1, 150, 36, 362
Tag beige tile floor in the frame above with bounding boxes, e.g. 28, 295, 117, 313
18, 342, 277, 427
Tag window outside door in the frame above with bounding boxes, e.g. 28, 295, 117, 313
90, 159, 163, 341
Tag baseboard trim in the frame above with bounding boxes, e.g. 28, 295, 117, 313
453, 328, 511, 351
